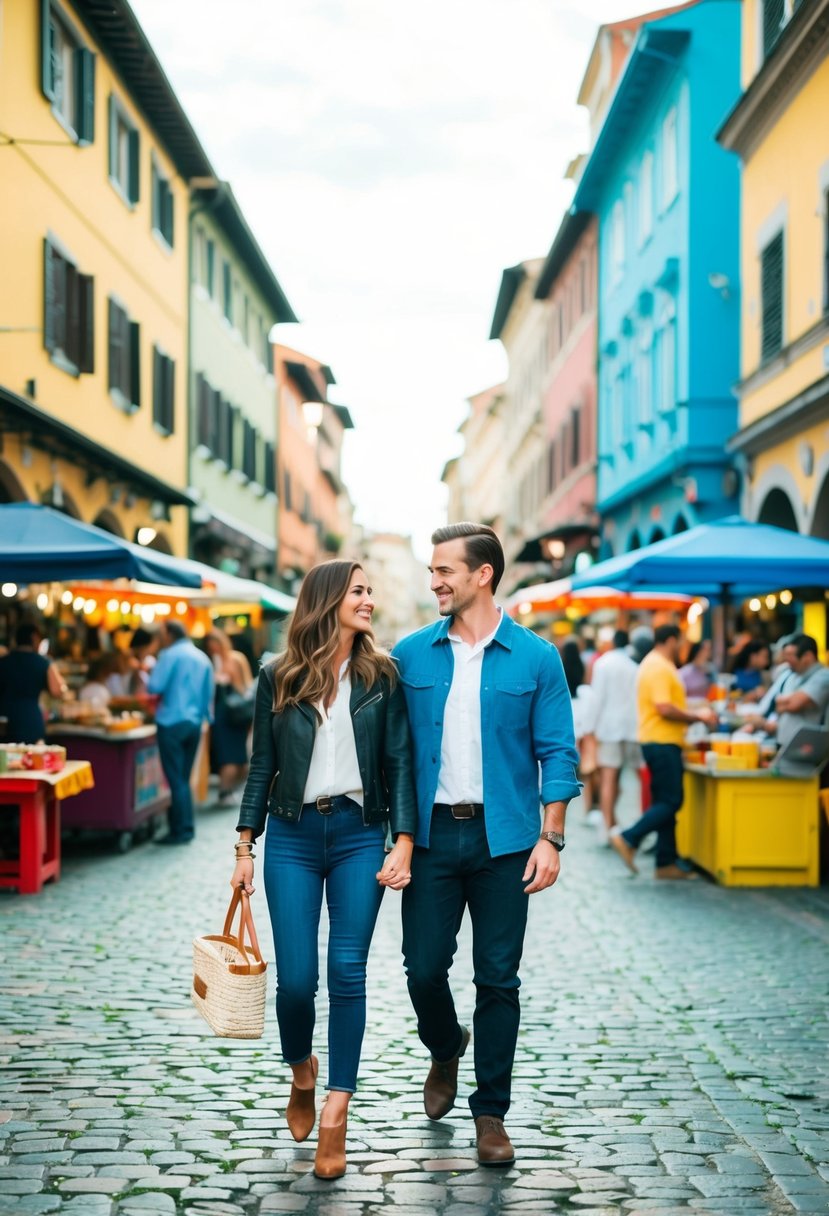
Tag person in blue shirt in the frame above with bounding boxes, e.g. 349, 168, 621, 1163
148, 620, 214, 845
392, 522, 580, 1167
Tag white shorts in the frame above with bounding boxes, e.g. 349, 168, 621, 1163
597, 740, 642, 770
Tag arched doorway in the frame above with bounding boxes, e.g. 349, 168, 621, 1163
673, 513, 688, 534
758, 487, 798, 532
92, 509, 125, 537
811, 472, 829, 540
627, 529, 642, 552
146, 531, 173, 554
0, 460, 28, 504
650, 526, 666, 544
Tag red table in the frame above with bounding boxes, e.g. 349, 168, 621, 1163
0, 760, 94, 894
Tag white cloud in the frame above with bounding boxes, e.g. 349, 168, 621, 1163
131, 0, 661, 558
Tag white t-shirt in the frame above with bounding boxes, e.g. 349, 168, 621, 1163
571, 684, 597, 741
591, 647, 639, 743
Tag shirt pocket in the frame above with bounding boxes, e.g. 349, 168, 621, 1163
495, 680, 537, 731
400, 673, 436, 726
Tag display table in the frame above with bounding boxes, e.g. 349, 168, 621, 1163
48, 725, 170, 851
677, 764, 820, 887
0, 760, 94, 894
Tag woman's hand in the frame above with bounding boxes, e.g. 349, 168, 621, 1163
231, 856, 255, 895
376, 837, 414, 890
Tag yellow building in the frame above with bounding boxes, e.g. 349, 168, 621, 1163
0, 0, 214, 553
718, 0, 829, 548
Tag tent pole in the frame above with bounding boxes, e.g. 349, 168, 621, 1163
712, 584, 731, 672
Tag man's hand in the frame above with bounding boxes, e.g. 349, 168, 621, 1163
696, 707, 719, 728
522, 840, 561, 894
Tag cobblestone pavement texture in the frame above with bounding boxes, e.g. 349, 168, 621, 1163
1, 774, 828, 1216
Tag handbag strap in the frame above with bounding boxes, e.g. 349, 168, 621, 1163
222, 887, 265, 970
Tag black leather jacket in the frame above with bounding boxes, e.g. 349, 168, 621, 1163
236, 663, 417, 839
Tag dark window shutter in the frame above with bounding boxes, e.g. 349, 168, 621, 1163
43, 239, 57, 352
164, 356, 175, 432
41, 1, 56, 101
223, 261, 232, 322
761, 231, 784, 362
129, 321, 140, 407
108, 297, 121, 391
152, 346, 162, 426
196, 374, 208, 447
107, 95, 115, 178
226, 402, 237, 468
206, 239, 215, 297
265, 336, 274, 374
128, 129, 140, 204
823, 193, 829, 315
78, 274, 94, 373
571, 407, 581, 467
166, 186, 174, 247
763, 0, 785, 57
65, 261, 79, 365
264, 441, 276, 494
151, 164, 158, 230
284, 470, 292, 512
215, 397, 227, 463
77, 49, 95, 144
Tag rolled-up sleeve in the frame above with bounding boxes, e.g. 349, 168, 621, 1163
532, 645, 582, 805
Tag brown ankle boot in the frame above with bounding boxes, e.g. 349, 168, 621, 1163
286, 1055, 318, 1142
314, 1116, 347, 1179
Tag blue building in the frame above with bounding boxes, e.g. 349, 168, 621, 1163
572, 0, 742, 557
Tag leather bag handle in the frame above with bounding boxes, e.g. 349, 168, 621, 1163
220, 886, 266, 974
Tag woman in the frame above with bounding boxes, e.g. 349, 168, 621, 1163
231, 561, 416, 1180
79, 655, 116, 708
561, 638, 598, 813
206, 630, 254, 804
679, 639, 713, 699
731, 639, 771, 702
0, 623, 67, 742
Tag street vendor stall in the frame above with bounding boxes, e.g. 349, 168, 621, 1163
47, 722, 169, 852
0, 757, 94, 894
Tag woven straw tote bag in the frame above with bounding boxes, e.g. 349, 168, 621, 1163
192, 887, 268, 1038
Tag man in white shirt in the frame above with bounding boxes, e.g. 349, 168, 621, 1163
591, 630, 641, 842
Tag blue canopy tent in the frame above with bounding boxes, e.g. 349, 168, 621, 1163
570, 517, 829, 598
0, 503, 203, 588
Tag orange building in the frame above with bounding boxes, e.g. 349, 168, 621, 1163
274, 347, 354, 587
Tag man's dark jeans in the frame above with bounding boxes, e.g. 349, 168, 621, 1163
622, 742, 684, 867
401, 809, 531, 1119
156, 722, 201, 841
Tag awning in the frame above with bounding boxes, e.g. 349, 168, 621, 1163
507, 576, 700, 618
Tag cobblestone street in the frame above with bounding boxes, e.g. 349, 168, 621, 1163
2, 777, 828, 1216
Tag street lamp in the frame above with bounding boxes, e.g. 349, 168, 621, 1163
302, 401, 324, 444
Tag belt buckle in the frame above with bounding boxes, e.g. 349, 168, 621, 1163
315, 796, 334, 814
451, 803, 476, 820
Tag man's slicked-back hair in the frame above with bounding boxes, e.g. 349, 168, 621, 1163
431, 522, 505, 592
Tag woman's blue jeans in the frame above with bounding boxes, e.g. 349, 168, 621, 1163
263, 798, 386, 1092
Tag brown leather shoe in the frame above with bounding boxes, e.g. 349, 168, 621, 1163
475, 1115, 515, 1167
423, 1025, 470, 1120
609, 830, 638, 874
286, 1055, 318, 1142
314, 1116, 347, 1179
655, 864, 699, 881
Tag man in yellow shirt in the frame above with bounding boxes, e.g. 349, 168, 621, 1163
610, 624, 716, 880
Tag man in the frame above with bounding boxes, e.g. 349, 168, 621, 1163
148, 620, 214, 845
591, 629, 640, 843
393, 523, 580, 1168
752, 634, 829, 749
609, 624, 717, 880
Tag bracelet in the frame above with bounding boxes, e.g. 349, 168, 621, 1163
234, 848, 256, 860
234, 841, 255, 854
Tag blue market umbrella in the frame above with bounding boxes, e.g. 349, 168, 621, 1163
570, 516, 829, 599
0, 503, 203, 587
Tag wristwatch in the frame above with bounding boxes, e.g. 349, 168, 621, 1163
539, 830, 565, 852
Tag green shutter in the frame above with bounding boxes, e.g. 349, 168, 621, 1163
41, 0, 55, 101
129, 322, 140, 408
128, 129, 140, 204
761, 231, 784, 362
77, 49, 95, 145
206, 239, 215, 297
43, 239, 57, 352
78, 274, 94, 373
165, 357, 175, 433
107, 297, 120, 390
107, 96, 116, 180
165, 184, 174, 246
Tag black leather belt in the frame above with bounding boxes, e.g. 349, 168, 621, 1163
304, 795, 356, 815
433, 802, 483, 820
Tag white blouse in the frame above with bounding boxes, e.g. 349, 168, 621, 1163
302, 665, 363, 806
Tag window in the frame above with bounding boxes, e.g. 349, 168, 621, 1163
108, 95, 139, 205
152, 346, 175, 434
760, 230, 784, 362
196, 373, 213, 451
661, 108, 678, 209
639, 151, 653, 245
41, 2, 95, 144
608, 210, 624, 288
242, 419, 258, 483
107, 298, 140, 411
43, 237, 94, 375
658, 302, 677, 413
264, 441, 276, 495
761, 0, 801, 58
222, 261, 233, 324
638, 323, 653, 426
151, 160, 174, 247
570, 407, 581, 469
206, 239, 215, 298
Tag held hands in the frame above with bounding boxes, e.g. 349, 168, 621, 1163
376, 837, 414, 890
231, 856, 255, 896
523, 839, 561, 894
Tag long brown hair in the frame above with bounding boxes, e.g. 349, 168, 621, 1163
271, 560, 396, 715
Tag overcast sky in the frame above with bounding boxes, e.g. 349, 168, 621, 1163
131, 0, 659, 559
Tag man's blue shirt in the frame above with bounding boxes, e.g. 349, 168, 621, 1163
392, 612, 580, 857
148, 639, 214, 728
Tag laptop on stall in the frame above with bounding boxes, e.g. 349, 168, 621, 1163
770, 726, 829, 777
